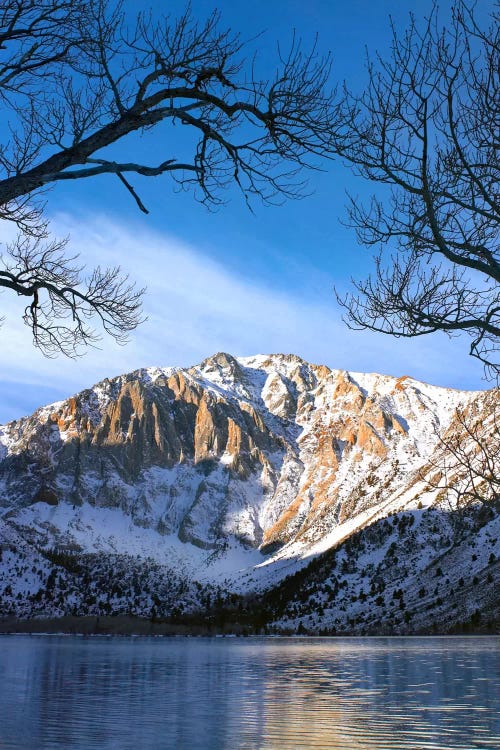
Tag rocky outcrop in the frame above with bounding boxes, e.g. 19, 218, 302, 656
1, 352, 498, 632
0, 353, 495, 554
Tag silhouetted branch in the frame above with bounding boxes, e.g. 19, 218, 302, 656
0, 0, 339, 355
334, 1, 499, 376
422, 392, 500, 511
0, 232, 145, 356
0, 2, 338, 215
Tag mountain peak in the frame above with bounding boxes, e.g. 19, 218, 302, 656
0, 351, 497, 632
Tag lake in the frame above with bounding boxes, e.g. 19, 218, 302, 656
0, 636, 498, 749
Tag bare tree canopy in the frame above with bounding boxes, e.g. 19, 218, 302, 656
423, 392, 500, 512
335, 1, 499, 377
0, 0, 338, 355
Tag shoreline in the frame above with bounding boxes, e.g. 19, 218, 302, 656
1, 615, 497, 637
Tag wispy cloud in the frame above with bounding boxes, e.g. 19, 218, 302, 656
0, 213, 486, 422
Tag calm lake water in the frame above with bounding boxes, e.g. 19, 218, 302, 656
0, 635, 498, 749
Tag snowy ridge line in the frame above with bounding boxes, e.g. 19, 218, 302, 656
0, 352, 497, 633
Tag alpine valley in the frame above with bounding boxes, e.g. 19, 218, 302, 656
0, 353, 498, 634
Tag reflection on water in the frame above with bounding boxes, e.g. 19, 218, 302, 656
0, 636, 498, 749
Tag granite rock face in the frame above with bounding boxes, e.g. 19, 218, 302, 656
0, 352, 494, 549
0, 353, 498, 631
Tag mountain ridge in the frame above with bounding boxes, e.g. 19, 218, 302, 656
0, 352, 498, 633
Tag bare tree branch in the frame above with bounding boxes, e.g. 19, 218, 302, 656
333, 1, 500, 377
0, 232, 145, 356
0, 2, 338, 212
0, 0, 339, 355
421, 391, 500, 512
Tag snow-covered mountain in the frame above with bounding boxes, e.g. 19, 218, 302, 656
1, 352, 498, 633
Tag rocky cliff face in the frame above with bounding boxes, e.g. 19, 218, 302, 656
0, 353, 498, 632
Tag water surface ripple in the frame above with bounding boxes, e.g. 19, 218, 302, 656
0, 636, 498, 749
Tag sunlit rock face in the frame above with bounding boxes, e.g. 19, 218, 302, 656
0, 352, 498, 631
0, 351, 488, 550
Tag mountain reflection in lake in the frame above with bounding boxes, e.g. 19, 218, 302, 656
0, 636, 498, 749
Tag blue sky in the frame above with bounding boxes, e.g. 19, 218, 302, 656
0, 0, 492, 423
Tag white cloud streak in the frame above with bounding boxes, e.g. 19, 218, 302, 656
0, 213, 487, 422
